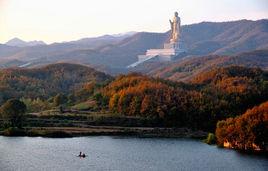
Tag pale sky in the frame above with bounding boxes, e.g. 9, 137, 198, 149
0, 0, 267, 44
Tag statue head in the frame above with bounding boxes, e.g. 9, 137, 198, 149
174, 12, 178, 17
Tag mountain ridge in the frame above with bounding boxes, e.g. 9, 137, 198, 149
0, 19, 267, 70
6, 38, 46, 47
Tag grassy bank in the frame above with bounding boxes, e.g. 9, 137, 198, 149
0, 110, 208, 138
0, 126, 208, 138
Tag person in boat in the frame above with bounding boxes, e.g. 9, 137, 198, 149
78, 152, 86, 158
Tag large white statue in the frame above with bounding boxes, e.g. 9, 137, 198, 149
128, 11, 185, 67
169, 12, 181, 43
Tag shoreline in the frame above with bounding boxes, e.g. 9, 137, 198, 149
1, 127, 267, 155
0, 126, 208, 139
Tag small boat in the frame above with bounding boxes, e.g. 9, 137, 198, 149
78, 152, 86, 158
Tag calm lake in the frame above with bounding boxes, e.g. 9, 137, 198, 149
0, 136, 267, 171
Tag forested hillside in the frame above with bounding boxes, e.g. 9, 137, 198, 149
149, 49, 268, 82
99, 66, 268, 130
0, 64, 267, 132
0, 63, 112, 104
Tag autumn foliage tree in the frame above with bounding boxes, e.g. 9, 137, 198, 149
216, 101, 268, 151
100, 67, 268, 130
101, 73, 199, 126
189, 66, 268, 130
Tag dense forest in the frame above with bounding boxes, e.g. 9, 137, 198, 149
0, 63, 267, 150
216, 101, 268, 151
0, 63, 112, 104
99, 66, 268, 130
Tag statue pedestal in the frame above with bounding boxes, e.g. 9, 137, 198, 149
126, 12, 186, 68
136, 41, 185, 63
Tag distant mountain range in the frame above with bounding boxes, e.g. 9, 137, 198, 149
67, 31, 137, 49
181, 19, 268, 55
5, 38, 46, 47
0, 19, 267, 71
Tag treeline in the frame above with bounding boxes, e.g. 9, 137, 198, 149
216, 101, 268, 151
100, 66, 268, 130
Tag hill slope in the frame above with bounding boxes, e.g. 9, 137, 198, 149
99, 66, 268, 130
181, 19, 268, 55
0, 63, 112, 104
150, 49, 268, 82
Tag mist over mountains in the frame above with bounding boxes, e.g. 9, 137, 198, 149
0, 19, 268, 73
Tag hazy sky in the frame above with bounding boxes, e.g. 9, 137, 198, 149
0, 0, 267, 44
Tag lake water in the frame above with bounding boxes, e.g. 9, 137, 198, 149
0, 136, 267, 171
